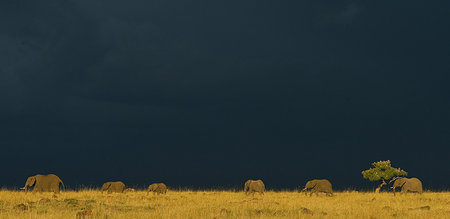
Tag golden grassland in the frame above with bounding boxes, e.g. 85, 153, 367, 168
0, 190, 449, 218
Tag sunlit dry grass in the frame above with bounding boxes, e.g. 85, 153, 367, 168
0, 190, 449, 218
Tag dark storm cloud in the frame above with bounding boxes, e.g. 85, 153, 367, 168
1, 0, 450, 189
0, 0, 105, 117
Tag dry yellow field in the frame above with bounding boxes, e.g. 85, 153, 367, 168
0, 190, 449, 218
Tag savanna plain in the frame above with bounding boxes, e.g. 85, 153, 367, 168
0, 190, 449, 218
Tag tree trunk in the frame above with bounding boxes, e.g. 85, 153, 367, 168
375, 179, 387, 193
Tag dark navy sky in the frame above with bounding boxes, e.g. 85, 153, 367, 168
1, 0, 449, 190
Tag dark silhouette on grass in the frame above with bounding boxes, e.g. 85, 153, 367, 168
301, 179, 333, 196
100, 181, 125, 193
147, 183, 168, 195
20, 174, 65, 193
244, 180, 265, 195
391, 177, 423, 196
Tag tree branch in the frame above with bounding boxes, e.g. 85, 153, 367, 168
375, 179, 387, 193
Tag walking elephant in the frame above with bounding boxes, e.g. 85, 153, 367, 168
147, 183, 168, 195
391, 177, 422, 195
101, 181, 126, 193
244, 179, 265, 195
21, 174, 65, 193
301, 179, 333, 196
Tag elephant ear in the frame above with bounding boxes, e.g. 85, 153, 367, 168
28, 176, 36, 187
102, 182, 111, 190
398, 179, 407, 187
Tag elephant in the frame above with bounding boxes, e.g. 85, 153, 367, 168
147, 183, 168, 195
21, 174, 65, 193
244, 179, 265, 195
391, 177, 423, 195
301, 179, 333, 196
101, 181, 126, 193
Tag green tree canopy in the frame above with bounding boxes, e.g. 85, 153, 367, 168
362, 160, 407, 181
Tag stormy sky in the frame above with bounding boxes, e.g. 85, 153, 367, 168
1, 0, 449, 190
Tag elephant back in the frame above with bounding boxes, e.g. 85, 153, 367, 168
304, 179, 333, 195
155, 183, 168, 194
246, 179, 265, 194
29, 174, 64, 193
408, 178, 423, 193
102, 181, 126, 193
316, 179, 332, 192
148, 183, 168, 194
111, 181, 126, 192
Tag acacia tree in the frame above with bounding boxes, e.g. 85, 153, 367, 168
361, 160, 407, 193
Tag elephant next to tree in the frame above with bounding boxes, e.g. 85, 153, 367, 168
147, 183, 168, 195
244, 179, 265, 195
391, 177, 423, 195
21, 174, 65, 193
301, 179, 333, 196
101, 181, 126, 193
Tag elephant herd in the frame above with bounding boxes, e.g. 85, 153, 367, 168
244, 178, 422, 196
20, 174, 167, 195
99, 181, 167, 194
19, 174, 423, 196
244, 179, 333, 196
